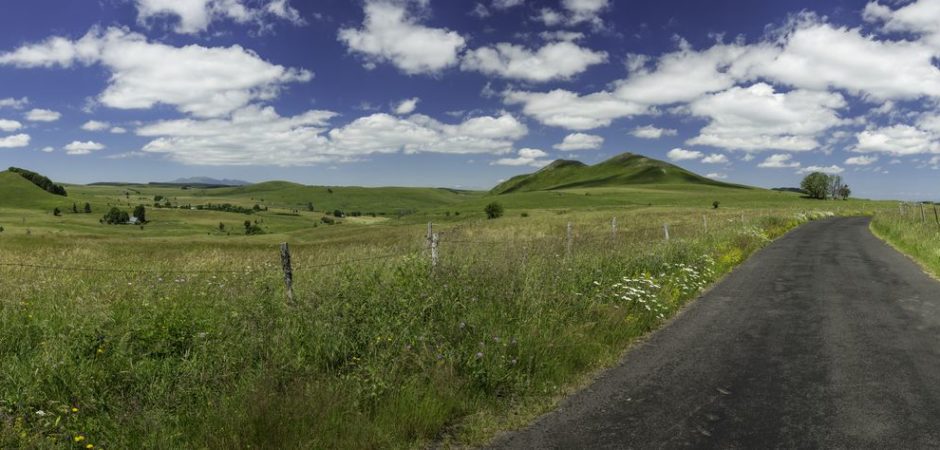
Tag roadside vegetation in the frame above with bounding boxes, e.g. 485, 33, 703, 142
871, 203, 940, 277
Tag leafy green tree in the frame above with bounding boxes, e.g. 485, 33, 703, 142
800, 172, 830, 199
53, 207, 61, 216
712, 201, 720, 209
72, 203, 78, 213
839, 184, 851, 200
133, 205, 147, 223
485, 202, 504, 219
827, 175, 844, 200
102, 207, 130, 224
8, 167, 67, 196
219, 222, 225, 232
83, 202, 92, 213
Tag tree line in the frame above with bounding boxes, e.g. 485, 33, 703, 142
801, 172, 851, 200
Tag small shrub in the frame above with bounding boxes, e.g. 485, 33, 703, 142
321, 216, 335, 225
520, 212, 529, 218
484, 202, 504, 219
712, 201, 720, 209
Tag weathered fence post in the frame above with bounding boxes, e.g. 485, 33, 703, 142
663, 223, 670, 241
703, 215, 708, 233
899, 203, 903, 217
921, 203, 927, 223
934, 205, 940, 228
279, 242, 294, 304
430, 232, 439, 270
426, 222, 433, 249
566, 222, 573, 257
611, 217, 617, 240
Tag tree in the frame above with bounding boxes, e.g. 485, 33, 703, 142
219, 222, 225, 232
800, 172, 830, 200
102, 207, 130, 224
838, 184, 851, 200
133, 205, 147, 223
827, 175, 844, 200
53, 207, 61, 216
8, 167, 67, 196
83, 202, 92, 213
307, 202, 315, 212
712, 201, 720, 209
485, 202, 504, 219
72, 203, 78, 213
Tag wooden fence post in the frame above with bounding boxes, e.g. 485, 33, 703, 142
703, 215, 707, 233
566, 222, 573, 257
430, 232, 439, 269
663, 223, 670, 241
279, 242, 294, 304
934, 205, 940, 228
921, 203, 927, 223
426, 222, 433, 249
611, 217, 617, 240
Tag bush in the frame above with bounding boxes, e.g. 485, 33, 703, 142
133, 205, 147, 223
484, 202, 504, 219
333, 209, 345, 218
102, 207, 130, 224
320, 216, 335, 225
520, 212, 529, 218
713, 201, 720, 209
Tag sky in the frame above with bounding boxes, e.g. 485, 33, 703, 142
0, 0, 938, 199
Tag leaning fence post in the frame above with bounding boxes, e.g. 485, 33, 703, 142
430, 232, 439, 270
279, 242, 294, 304
663, 223, 670, 241
566, 222, 573, 257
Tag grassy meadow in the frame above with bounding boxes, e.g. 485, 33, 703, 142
871, 203, 940, 278
0, 172, 890, 448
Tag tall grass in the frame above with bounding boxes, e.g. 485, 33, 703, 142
871, 204, 940, 277
1, 208, 842, 448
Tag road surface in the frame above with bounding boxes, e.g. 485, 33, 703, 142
490, 217, 940, 449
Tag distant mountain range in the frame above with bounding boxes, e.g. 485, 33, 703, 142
168, 177, 250, 186
491, 152, 746, 194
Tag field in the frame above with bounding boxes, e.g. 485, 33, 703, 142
0, 174, 890, 448
871, 203, 940, 278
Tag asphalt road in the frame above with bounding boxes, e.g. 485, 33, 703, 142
490, 217, 940, 449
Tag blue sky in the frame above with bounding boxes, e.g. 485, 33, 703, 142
0, 0, 939, 199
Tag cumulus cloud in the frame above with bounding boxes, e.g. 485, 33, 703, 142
135, 0, 305, 34
537, 0, 610, 27
338, 0, 466, 75
136, 105, 528, 165
111, 127, 127, 134
686, 83, 846, 152
666, 148, 703, 161
0, 27, 312, 118
797, 165, 844, 175
40, 146, 54, 153
630, 125, 677, 139
0, 119, 22, 132
492, 0, 524, 9
864, 0, 940, 48
492, 148, 550, 167
503, 89, 645, 130
757, 153, 801, 168
25, 108, 61, 122
845, 155, 878, 165
461, 40, 607, 82
81, 120, 110, 131
701, 153, 729, 164
394, 97, 419, 115
64, 140, 105, 155
0, 97, 28, 109
553, 132, 603, 151
853, 124, 939, 155
705, 172, 728, 179
0, 133, 30, 148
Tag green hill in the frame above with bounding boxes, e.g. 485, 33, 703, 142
206, 181, 484, 213
0, 170, 68, 209
491, 152, 747, 194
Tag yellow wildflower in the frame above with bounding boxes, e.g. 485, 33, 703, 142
74, 435, 85, 442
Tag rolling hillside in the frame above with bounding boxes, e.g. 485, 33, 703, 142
491, 152, 747, 194
0, 170, 69, 209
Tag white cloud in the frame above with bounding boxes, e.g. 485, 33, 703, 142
503, 89, 645, 130
0, 119, 22, 132
136, 105, 528, 165
135, 0, 305, 34
845, 155, 878, 165
394, 97, 419, 115
0, 133, 30, 148
853, 124, 939, 155
757, 153, 801, 168
64, 140, 105, 155
535, 8, 565, 26
25, 108, 61, 122
797, 165, 844, 175
864, 0, 940, 48
81, 120, 110, 131
338, 0, 466, 75
492, 0, 524, 9
0, 97, 28, 109
752, 18, 940, 101
686, 83, 846, 152
701, 153, 728, 164
461, 40, 607, 82
0, 27, 312, 118
705, 172, 728, 179
666, 148, 703, 161
492, 148, 550, 167
630, 125, 677, 139
40, 146, 54, 153
110, 127, 127, 134
553, 132, 603, 151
